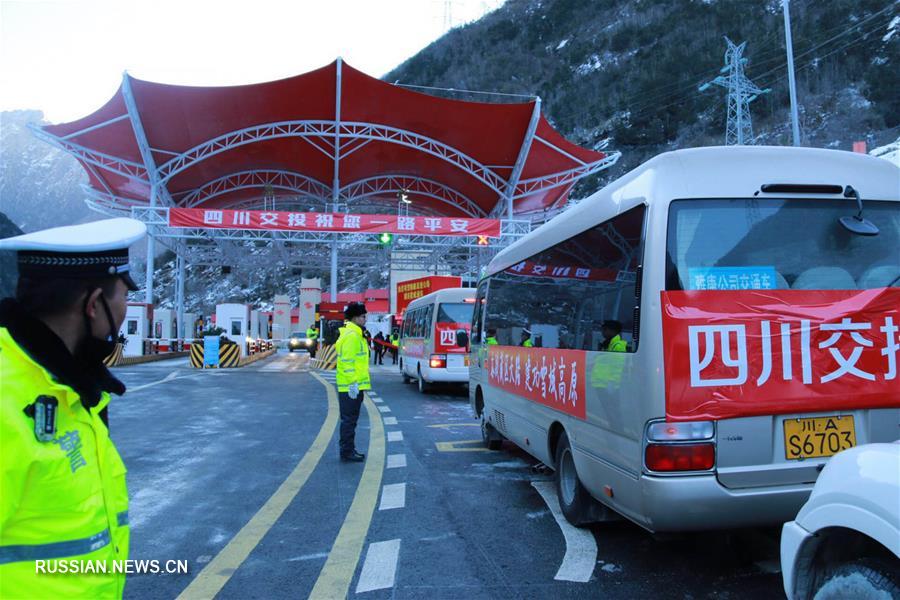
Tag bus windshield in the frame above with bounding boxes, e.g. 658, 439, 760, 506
666, 198, 900, 291
436, 302, 473, 324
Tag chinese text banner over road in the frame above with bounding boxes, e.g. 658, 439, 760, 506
168, 209, 501, 237
661, 288, 900, 422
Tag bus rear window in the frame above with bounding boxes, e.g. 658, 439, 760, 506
436, 303, 473, 324
666, 198, 900, 291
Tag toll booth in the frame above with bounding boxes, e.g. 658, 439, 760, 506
299, 278, 322, 334
182, 312, 197, 342
153, 308, 176, 350
120, 303, 151, 357
272, 294, 292, 343
216, 303, 250, 357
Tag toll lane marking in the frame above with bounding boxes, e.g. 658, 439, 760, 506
387, 431, 404, 442
378, 483, 406, 510
128, 370, 181, 392
386, 454, 406, 469
435, 440, 490, 452
355, 539, 401, 594
383, 417, 398, 425
309, 393, 386, 600
531, 481, 597, 583
176, 372, 339, 600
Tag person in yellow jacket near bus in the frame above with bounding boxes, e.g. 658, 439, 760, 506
519, 328, 534, 347
0, 218, 146, 599
335, 302, 371, 462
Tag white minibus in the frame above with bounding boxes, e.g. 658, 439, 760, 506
468, 146, 899, 531
400, 287, 475, 393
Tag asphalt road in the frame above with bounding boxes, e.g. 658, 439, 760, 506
110, 351, 785, 599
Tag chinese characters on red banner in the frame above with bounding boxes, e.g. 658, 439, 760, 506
435, 322, 470, 353
168, 209, 501, 237
661, 289, 900, 422
505, 259, 627, 283
487, 347, 587, 419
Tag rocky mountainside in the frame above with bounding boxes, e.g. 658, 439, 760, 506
0, 110, 94, 231
387, 0, 899, 194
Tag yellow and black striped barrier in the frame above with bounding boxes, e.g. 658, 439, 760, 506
189, 341, 271, 368
105, 343, 188, 367
311, 344, 337, 370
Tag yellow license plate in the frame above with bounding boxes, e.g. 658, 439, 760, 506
784, 415, 856, 460
464, 355, 470, 366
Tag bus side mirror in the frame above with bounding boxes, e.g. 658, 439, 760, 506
456, 330, 469, 349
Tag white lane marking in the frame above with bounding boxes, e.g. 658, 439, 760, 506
355, 539, 401, 594
531, 480, 598, 583
128, 371, 181, 392
387, 431, 403, 442
371, 397, 383, 403
286, 552, 330, 562
386, 454, 407, 469
196, 555, 212, 564
378, 483, 406, 510
377, 406, 391, 413
383, 417, 398, 425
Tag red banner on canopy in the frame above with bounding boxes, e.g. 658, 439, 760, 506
168, 208, 501, 237
661, 288, 900, 422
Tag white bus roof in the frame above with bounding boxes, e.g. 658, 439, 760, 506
489, 146, 899, 276
405, 287, 476, 311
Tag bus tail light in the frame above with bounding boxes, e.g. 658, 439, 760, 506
645, 443, 715, 472
429, 354, 447, 368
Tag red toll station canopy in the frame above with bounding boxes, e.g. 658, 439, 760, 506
36, 60, 617, 220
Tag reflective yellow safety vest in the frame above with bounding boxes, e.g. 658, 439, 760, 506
607, 334, 628, 353
306, 327, 318, 340
486, 337, 499, 345
335, 322, 371, 393
522, 338, 534, 348
0, 328, 129, 599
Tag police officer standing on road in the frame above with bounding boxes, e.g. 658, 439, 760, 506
0, 218, 145, 599
335, 302, 371, 462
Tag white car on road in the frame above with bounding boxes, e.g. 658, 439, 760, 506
781, 442, 900, 599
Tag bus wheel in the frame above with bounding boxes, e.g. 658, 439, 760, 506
417, 367, 431, 393
400, 361, 412, 383
481, 414, 502, 450
554, 432, 593, 527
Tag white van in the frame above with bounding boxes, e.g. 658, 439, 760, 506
400, 287, 476, 393
468, 146, 900, 531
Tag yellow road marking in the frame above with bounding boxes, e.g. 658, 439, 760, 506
435, 440, 490, 452
309, 393, 386, 600
426, 423, 480, 429
176, 372, 339, 600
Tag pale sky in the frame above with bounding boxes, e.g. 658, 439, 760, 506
0, 0, 504, 123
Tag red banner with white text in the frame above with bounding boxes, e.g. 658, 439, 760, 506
487, 346, 587, 419
661, 288, 900, 422
168, 208, 501, 237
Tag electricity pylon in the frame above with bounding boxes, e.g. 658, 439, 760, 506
700, 37, 771, 145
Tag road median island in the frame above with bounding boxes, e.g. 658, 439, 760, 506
188, 341, 276, 368
105, 343, 189, 367
175, 371, 339, 600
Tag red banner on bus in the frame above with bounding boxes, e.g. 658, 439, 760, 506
661, 288, 900, 422
169, 208, 501, 237
487, 346, 587, 419
435, 322, 470, 353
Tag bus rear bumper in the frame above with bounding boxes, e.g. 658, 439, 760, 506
422, 366, 469, 384
639, 474, 812, 532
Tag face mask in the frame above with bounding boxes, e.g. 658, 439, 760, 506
80, 292, 118, 364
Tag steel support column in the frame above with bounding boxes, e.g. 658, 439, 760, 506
503, 98, 542, 220
176, 254, 185, 342
330, 239, 338, 300
144, 184, 156, 304
332, 57, 343, 211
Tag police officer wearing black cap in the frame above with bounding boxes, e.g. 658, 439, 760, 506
335, 302, 372, 462
0, 217, 145, 598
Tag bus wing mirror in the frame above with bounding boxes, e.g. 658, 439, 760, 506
456, 330, 469, 349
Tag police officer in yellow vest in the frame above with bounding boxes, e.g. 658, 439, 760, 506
519, 328, 534, 348
0, 218, 145, 599
599, 320, 628, 352
306, 323, 319, 358
335, 302, 371, 462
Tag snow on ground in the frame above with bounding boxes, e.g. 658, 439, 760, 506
870, 137, 900, 167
